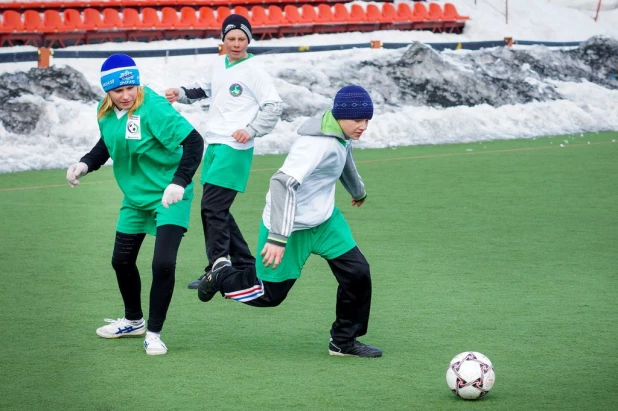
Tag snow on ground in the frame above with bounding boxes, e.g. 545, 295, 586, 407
0, 0, 617, 172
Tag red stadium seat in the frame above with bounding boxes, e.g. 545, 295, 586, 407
122, 8, 141, 30
413, 3, 431, 20
349, 4, 366, 22
428, 3, 445, 21
140, 8, 160, 29
381, 3, 397, 23
251, 6, 269, 26
300, 5, 317, 24
333, 4, 350, 23
316, 4, 334, 23
284, 5, 301, 24
444, 3, 470, 20
199, 7, 218, 29
83, 8, 104, 30
366, 4, 385, 23
267, 6, 286, 25
160, 7, 180, 29
43, 10, 64, 32
63, 9, 84, 30
233, 6, 250, 20
217, 7, 231, 24
102, 8, 123, 29
178, 7, 199, 29
1, 10, 24, 32
24, 10, 44, 32
396, 3, 416, 22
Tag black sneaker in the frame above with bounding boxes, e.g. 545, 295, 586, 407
188, 272, 207, 290
328, 340, 382, 358
197, 257, 231, 302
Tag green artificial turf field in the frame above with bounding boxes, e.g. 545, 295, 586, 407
1, 132, 616, 410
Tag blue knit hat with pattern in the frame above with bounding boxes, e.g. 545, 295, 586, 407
332, 85, 373, 120
100, 54, 140, 92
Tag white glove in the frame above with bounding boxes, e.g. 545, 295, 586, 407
66, 162, 89, 188
161, 184, 185, 209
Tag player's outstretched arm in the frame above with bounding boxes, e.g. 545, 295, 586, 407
66, 138, 110, 187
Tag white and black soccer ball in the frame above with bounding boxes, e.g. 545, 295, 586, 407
446, 351, 495, 400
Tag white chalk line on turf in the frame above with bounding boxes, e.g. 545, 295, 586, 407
1, 141, 613, 193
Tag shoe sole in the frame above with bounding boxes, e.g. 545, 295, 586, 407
96, 330, 145, 339
146, 349, 167, 355
328, 349, 382, 358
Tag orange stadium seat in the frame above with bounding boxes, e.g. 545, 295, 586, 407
217, 7, 231, 24
63, 9, 84, 30
300, 5, 317, 24
284, 5, 301, 24
428, 3, 446, 21
199, 7, 218, 29
413, 2, 431, 20
267, 6, 286, 25
178, 6, 199, 29
140, 8, 160, 29
381, 3, 397, 23
83, 8, 105, 30
102, 8, 123, 29
43, 10, 65, 32
160, 7, 180, 29
233, 6, 250, 20
316, 4, 334, 23
24, 10, 44, 32
2, 10, 24, 32
366, 4, 385, 23
122, 8, 141, 30
444, 3, 470, 20
333, 4, 350, 23
251, 6, 269, 26
396, 3, 416, 22
349, 4, 366, 22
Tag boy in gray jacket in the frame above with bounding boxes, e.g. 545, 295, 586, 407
198, 85, 381, 358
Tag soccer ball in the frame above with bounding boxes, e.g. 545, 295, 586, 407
446, 351, 495, 400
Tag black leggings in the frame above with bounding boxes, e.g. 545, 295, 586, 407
217, 246, 372, 343
110, 224, 185, 333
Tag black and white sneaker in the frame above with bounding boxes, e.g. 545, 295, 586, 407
188, 272, 208, 290
328, 340, 382, 358
197, 257, 232, 302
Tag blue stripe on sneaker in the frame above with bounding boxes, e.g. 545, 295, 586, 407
115, 323, 144, 335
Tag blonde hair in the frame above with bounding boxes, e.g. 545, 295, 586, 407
97, 87, 145, 121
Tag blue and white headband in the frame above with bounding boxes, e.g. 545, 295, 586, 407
100, 54, 141, 92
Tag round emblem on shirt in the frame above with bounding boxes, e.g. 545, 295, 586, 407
127, 121, 139, 134
229, 83, 243, 97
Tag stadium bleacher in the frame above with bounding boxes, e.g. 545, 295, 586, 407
0, 1, 470, 48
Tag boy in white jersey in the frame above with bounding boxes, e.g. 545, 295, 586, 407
66, 54, 204, 355
165, 15, 283, 290
197, 85, 382, 358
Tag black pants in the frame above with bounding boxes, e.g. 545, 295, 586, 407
200, 183, 255, 273
110, 224, 185, 333
216, 246, 372, 344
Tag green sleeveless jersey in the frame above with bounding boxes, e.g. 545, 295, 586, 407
98, 86, 195, 209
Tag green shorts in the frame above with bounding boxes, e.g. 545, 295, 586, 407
200, 143, 254, 193
116, 198, 193, 236
256, 207, 356, 282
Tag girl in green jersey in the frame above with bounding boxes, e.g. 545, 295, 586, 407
66, 54, 204, 355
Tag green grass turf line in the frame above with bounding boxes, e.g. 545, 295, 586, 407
0, 132, 617, 410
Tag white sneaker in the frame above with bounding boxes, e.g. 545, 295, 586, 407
96, 318, 145, 339
144, 332, 168, 356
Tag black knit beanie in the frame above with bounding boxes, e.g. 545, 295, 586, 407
221, 14, 252, 43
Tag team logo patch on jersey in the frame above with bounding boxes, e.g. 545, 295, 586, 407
229, 83, 243, 97
126, 115, 141, 140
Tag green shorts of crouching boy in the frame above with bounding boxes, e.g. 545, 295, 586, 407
256, 207, 356, 282
200, 144, 254, 193
116, 198, 193, 236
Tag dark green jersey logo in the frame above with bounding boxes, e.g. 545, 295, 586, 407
229, 83, 243, 97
